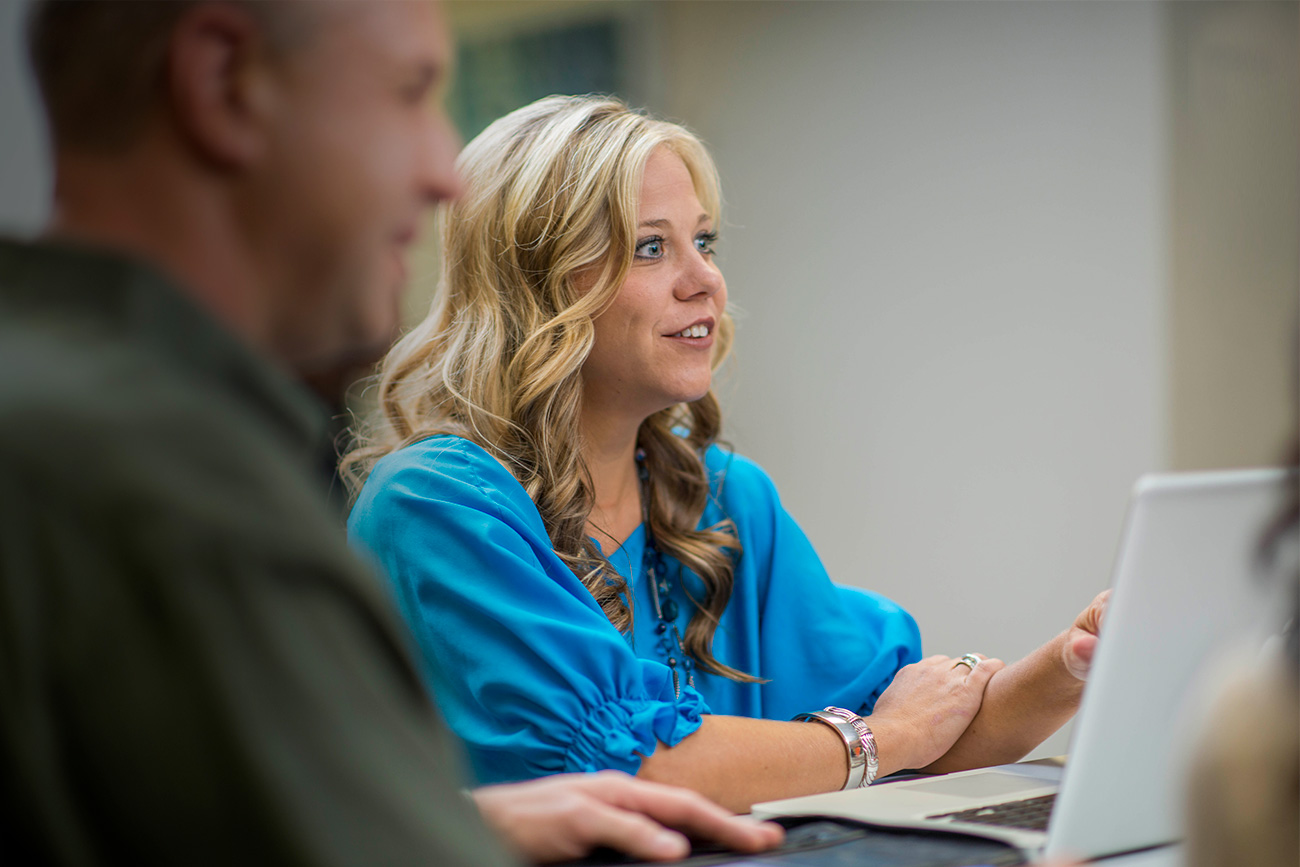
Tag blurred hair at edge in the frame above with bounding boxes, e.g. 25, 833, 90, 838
1183, 432, 1298, 867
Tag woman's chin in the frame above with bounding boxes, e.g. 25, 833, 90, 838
632, 378, 715, 421
671, 385, 715, 410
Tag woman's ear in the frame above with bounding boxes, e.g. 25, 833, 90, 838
163, 3, 279, 169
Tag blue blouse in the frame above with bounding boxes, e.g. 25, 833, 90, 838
348, 435, 921, 784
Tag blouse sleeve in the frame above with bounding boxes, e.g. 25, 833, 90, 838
347, 437, 707, 784
706, 447, 922, 721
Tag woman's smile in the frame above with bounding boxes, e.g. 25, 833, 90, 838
665, 318, 716, 347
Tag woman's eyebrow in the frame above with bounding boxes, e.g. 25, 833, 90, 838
637, 214, 712, 229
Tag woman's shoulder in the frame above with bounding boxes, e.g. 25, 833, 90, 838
701, 443, 783, 511
354, 434, 537, 525
364, 433, 520, 491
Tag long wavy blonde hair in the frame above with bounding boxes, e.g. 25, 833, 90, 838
343, 95, 756, 682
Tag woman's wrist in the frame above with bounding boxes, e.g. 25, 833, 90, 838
863, 713, 938, 775
1034, 630, 1090, 702
791, 707, 879, 789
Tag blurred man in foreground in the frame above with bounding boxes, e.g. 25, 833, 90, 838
0, 1, 781, 863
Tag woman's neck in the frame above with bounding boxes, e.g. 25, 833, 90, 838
581, 409, 645, 553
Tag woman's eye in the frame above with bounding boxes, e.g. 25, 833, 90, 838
695, 232, 718, 255
635, 237, 665, 260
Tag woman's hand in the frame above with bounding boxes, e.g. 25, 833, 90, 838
1060, 589, 1110, 680
922, 589, 1111, 773
867, 653, 1005, 773
471, 770, 785, 863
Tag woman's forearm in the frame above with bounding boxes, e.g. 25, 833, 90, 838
635, 652, 1005, 810
636, 716, 845, 812
635, 712, 938, 812
923, 631, 1084, 774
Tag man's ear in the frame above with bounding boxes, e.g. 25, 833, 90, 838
163, 3, 280, 169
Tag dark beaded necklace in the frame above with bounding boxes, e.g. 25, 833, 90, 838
636, 449, 694, 698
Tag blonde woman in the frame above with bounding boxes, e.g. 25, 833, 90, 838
346, 96, 1107, 812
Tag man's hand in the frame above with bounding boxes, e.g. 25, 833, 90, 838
1061, 589, 1110, 680
471, 771, 785, 864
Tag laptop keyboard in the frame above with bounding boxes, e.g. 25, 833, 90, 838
563, 816, 1025, 866
926, 793, 1057, 832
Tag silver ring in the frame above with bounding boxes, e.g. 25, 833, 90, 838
953, 653, 981, 672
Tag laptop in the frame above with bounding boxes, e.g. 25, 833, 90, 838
753, 469, 1296, 862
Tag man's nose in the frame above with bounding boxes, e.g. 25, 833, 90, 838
417, 113, 464, 204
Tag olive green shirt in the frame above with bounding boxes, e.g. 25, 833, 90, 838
0, 239, 515, 866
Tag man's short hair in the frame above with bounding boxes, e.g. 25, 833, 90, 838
26, 0, 308, 153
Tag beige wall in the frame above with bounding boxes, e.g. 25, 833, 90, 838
1168, 2, 1298, 470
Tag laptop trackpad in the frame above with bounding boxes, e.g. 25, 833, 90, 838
900, 772, 1048, 799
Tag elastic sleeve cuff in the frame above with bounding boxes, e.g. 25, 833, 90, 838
562, 690, 708, 775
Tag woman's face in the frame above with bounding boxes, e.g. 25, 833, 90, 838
582, 147, 727, 424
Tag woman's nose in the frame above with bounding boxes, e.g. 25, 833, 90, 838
676, 255, 724, 301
